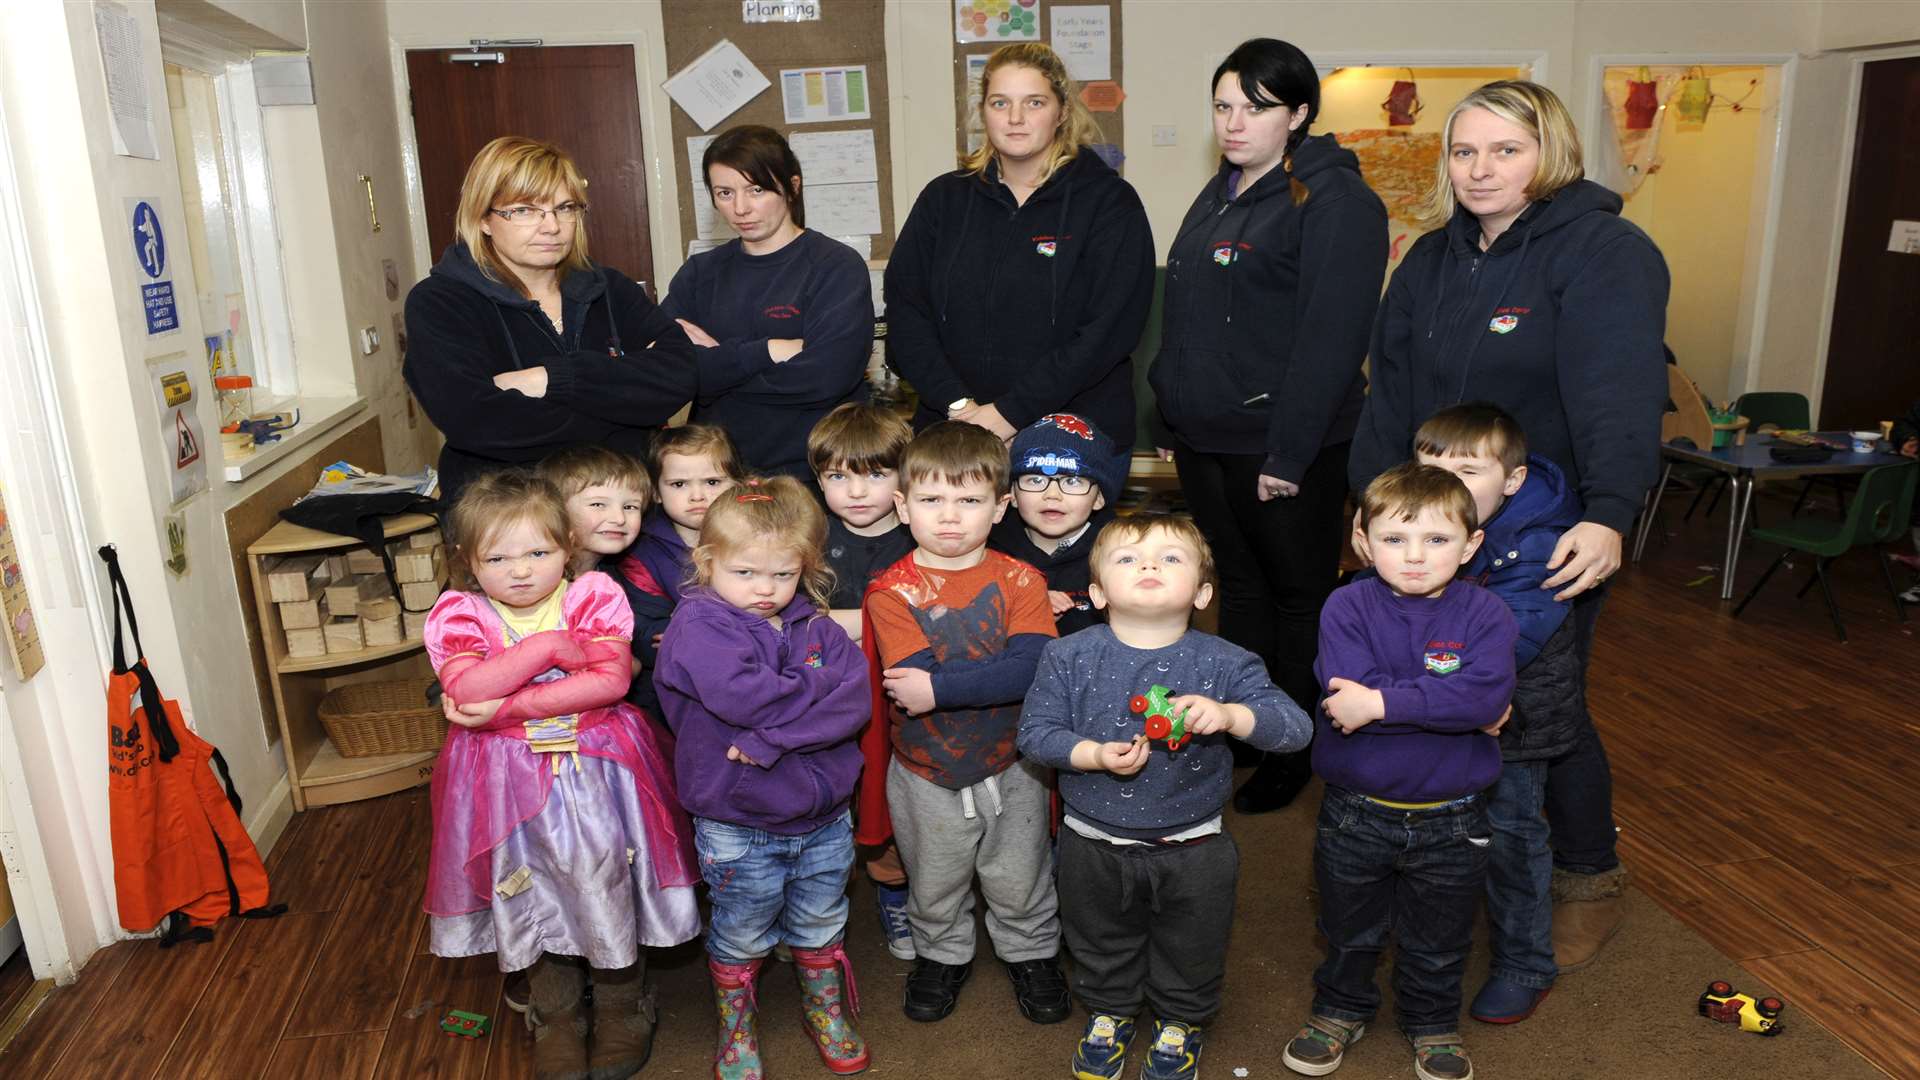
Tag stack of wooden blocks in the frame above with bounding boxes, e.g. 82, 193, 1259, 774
266, 530, 445, 659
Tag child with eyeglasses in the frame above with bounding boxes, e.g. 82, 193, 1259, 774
988, 414, 1127, 635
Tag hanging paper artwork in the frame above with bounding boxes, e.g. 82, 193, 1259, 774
1672, 67, 1713, 128
1382, 74, 1422, 127
1623, 67, 1659, 130
1335, 128, 1442, 276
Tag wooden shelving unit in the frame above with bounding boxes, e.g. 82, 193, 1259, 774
246, 512, 440, 811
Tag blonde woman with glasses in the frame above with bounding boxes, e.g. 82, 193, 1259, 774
405, 135, 788, 504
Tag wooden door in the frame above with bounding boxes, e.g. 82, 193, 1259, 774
1818, 55, 1920, 430
405, 45, 654, 289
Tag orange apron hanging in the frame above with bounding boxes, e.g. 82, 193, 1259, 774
99, 545, 283, 945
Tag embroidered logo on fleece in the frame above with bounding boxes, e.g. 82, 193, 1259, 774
763, 303, 801, 320
1424, 649, 1462, 675
1212, 244, 1236, 267
1035, 241, 1057, 257
804, 644, 824, 668
1487, 306, 1529, 334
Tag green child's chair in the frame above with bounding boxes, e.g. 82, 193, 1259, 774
1732, 460, 1918, 641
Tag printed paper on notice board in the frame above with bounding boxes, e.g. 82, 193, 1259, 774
780, 65, 871, 125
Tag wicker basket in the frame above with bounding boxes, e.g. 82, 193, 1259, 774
318, 678, 444, 757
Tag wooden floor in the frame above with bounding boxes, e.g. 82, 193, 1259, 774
0, 483, 1915, 1078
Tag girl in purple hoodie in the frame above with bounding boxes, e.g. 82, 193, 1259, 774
654, 475, 872, 1080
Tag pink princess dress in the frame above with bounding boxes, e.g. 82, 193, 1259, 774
423, 570, 699, 970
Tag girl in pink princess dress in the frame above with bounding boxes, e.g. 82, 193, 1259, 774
424, 470, 696, 1080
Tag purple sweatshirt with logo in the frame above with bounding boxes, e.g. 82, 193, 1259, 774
1311, 576, 1517, 803
655, 589, 869, 834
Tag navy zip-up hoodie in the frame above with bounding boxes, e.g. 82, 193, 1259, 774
1151, 134, 1388, 483
661, 230, 874, 479
1464, 453, 1582, 670
1349, 180, 1670, 534
885, 151, 1155, 447
403, 242, 771, 505
987, 503, 1115, 635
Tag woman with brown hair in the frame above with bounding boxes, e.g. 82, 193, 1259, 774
404, 135, 784, 504
885, 42, 1153, 461
663, 125, 874, 480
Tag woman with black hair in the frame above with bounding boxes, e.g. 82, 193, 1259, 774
664, 125, 874, 480
1150, 39, 1387, 814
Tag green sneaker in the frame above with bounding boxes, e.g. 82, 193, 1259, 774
1071, 1013, 1134, 1080
1281, 1015, 1365, 1076
1411, 1033, 1473, 1080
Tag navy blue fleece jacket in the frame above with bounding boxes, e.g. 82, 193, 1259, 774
1151, 135, 1388, 483
403, 242, 769, 505
662, 230, 874, 479
885, 151, 1154, 447
1349, 180, 1670, 534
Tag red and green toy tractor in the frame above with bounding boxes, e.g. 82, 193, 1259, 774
1130, 684, 1191, 750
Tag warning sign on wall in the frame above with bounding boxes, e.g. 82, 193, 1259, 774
150, 363, 206, 504
127, 197, 178, 337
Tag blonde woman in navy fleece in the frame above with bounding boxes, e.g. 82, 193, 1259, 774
886, 42, 1153, 458
1349, 81, 1669, 975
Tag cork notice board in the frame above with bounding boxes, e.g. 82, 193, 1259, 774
952, 2, 1125, 174
662, 0, 896, 260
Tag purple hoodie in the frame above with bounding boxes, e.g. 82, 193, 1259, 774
655, 588, 869, 834
631, 510, 693, 604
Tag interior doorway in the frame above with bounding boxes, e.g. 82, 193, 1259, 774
1818, 54, 1920, 431
1596, 62, 1787, 407
403, 44, 655, 290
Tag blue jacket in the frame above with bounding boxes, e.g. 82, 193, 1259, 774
1463, 454, 1582, 669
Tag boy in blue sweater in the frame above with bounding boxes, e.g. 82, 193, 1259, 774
1282, 464, 1516, 1080
1020, 514, 1311, 1080
1415, 404, 1584, 1024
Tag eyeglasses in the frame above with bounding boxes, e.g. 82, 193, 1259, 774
488, 202, 588, 225
1016, 473, 1092, 495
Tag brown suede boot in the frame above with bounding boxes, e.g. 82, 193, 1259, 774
1551, 866, 1629, 972
527, 956, 591, 1080
588, 958, 657, 1080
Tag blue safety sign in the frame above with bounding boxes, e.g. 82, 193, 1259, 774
132, 200, 177, 334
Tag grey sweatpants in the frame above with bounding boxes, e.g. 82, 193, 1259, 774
887, 757, 1060, 965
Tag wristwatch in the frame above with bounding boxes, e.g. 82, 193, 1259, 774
947, 397, 976, 416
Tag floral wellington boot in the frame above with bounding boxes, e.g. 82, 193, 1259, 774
792, 942, 869, 1074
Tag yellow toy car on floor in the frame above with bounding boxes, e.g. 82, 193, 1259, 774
1698, 980, 1784, 1035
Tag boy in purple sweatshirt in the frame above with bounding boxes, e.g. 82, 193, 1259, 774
1282, 464, 1517, 1080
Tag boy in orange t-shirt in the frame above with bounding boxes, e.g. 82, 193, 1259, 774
864, 421, 1065, 1027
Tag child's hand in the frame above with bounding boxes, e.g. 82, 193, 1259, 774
1481, 703, 1513, 737
1324, 677, 1384, 734
447, 697, 506, 729
727, 745, 763, 767
651, 632, 664, 650
1047, 589, 1075, 616
1169, 694, 1250, 739
1903, 437, 1918, 458
1094, 737, 1151, 776
881, 667, 937, 715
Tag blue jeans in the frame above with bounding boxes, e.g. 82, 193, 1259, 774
1484, 761, 1556, 989
1545, 585, 1621, 876
1311, 787, 1490, 1038
694, 811, 854, 962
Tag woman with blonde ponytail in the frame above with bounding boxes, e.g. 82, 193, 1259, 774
1150, 38, 1387, 815
885, 42, 1153, 464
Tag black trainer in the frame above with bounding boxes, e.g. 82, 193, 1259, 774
903, 958, 972, 1022
1006, 956, 1072, 1024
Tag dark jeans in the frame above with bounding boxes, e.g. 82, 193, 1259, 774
1545, 583, 1621, 875
1311, 787, 1490, 1038
1173, 443, 1349, 713
1484, 761, 1555, 988
1057, 826, 1239, 1025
